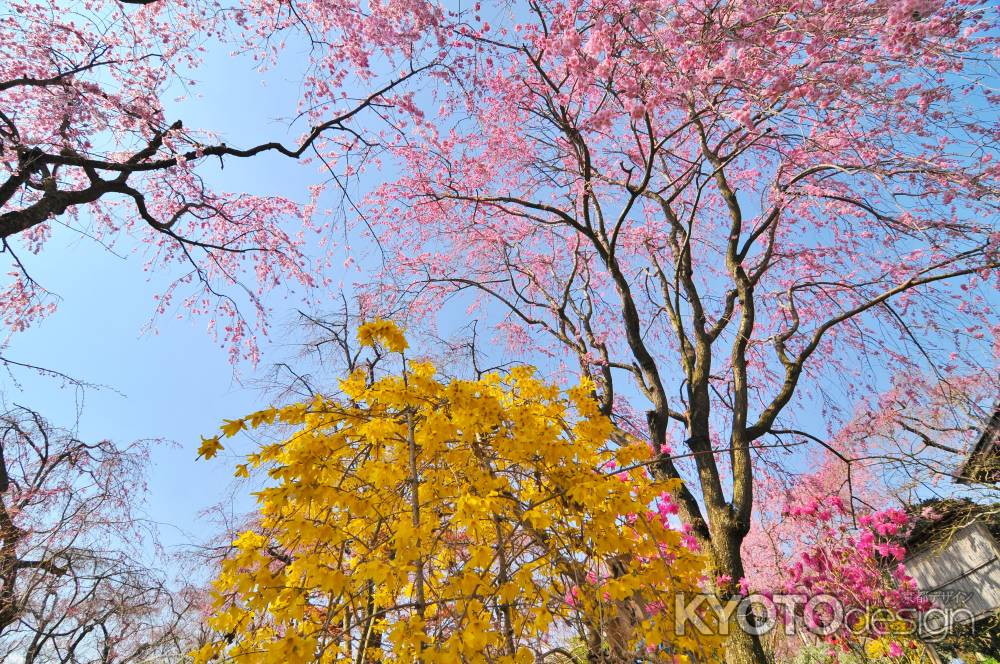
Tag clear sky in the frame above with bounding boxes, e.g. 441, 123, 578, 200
0, 41, 336, 563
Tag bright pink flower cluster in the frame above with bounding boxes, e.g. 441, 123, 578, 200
777, 499, 931, 647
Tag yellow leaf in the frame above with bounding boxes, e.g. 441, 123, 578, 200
197, 436, 223, 460
221, 418, 246, 438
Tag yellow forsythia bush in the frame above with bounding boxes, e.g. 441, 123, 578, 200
193, 320, 720, 663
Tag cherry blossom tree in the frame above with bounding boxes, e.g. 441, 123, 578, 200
839, 374, 999, 493
346, 1, 1000, 661
0, 0, 438, 362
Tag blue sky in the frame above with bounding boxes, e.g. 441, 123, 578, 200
3, 232, 265, 555
0, 41, 336, 563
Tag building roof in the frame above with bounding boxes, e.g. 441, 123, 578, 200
905, 498, 1000, 552
956, 404, 1000, 486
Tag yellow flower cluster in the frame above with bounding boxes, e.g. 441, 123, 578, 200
863, 624, 927, 662
357, 318, 409, 352
193, 323, 718, 663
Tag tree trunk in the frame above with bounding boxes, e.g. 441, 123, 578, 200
710, 517, 770, 664
725, 627, 769, 664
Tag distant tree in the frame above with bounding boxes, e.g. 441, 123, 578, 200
0, 405, 196, 663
